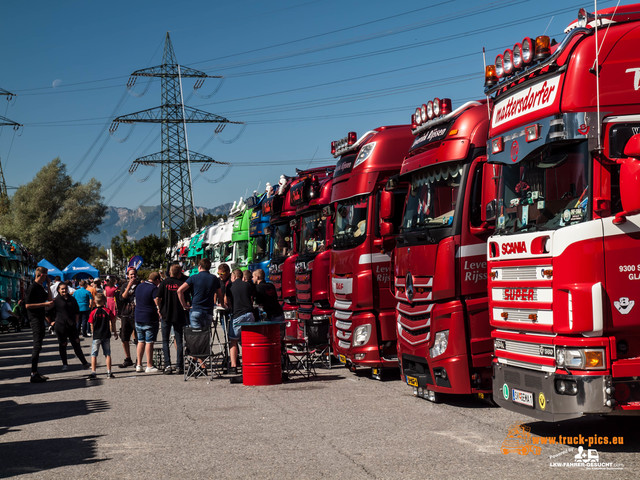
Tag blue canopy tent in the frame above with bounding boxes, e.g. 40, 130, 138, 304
37, 259, 64, 279
62, 257, 99, 281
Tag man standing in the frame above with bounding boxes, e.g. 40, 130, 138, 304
157, 264, 186, 374
226, 268, 256, 374
177, 259, 222, 329
73, 280, 93, 337
117, 267, 138, 368
25, 266, 54, 383
252, 268, 284, 324
134, 271, 162, 373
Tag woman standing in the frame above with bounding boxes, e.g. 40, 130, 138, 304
53, 283, 90, 370
104, 276, 118, 315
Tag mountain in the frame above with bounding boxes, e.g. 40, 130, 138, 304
90, 203, 232, 247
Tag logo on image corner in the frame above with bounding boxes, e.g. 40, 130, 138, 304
405, 272, 414, 303
510, 140, 519, 162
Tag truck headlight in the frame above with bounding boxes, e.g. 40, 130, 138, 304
429, 330, 449, 358
555, 347, 606, 370
283, 311, 297, 321
352, 324, 371, 347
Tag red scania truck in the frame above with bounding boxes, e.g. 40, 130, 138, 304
393, 97, 496, 402
290, 166, 335, 351
265, 176, 299, 337
330, 126, 414, 378
485, 5, 640, 420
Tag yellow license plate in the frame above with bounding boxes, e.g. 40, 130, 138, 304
339, 354, 346, 364
407, 376, 418, 387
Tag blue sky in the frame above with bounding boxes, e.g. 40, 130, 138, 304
0, 0, 611, 211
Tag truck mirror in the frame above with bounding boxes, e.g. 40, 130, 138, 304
481, 163, 500, 223
380, 190, 394, 221
613, 157, 640, 224
380, 221, 393, 237
623, 133, 640, 158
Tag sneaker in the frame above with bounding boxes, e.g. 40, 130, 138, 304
39, 374, 49, 380
163, 366, 173, 375
30, 373, 47, 383
145, 366, 158, 373
88, 372, 97, 380
61, 365, 69, 371
119, 358, 134, 368
135, 365, 143, 373
107, 372, 115, 379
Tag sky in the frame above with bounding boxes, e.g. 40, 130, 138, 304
0, 0, 615, 212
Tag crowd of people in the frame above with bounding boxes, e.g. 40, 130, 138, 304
19, 259, 283, 383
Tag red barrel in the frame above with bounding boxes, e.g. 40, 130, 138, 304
241, 323, 282, 386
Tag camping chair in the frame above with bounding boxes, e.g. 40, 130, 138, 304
183, 326, 213, 380
283, 336, 316, 380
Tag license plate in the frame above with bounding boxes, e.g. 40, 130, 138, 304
512, 388, 534, 407
339, 354, 346, 364
406, 376, 418, 387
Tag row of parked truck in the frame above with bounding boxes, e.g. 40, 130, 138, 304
171, 5, 640, 422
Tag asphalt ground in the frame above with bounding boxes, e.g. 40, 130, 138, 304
1, 325, 639, 479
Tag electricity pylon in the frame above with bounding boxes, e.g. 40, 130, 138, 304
112, 32, 241, 245
0, 88, 21, 215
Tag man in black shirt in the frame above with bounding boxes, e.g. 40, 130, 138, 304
157, 263, 186, 374
25, 266, 54, 383
226, 269, 255, 374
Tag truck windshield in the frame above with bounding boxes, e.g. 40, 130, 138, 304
213, 242, 232, 262
334, 196, 368, 249
235, 240, 249, 266
495, 140, 589, 234
272, 223, 292, 260
299, 211, 326, 257
252, 235, 269, 263
402, 162, 463, 231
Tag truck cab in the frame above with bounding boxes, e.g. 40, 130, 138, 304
247, 190, 272, 279
330, 126, 414, 377
290, 166, 335, 347
394, 98, 495, 401
230, 198, 253, 271
485, 5, 640, 420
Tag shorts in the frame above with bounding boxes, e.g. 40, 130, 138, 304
189, 310, 213, 329
228, 312, 254, 341
91, 338, 111, 357
135, 323, 159, 343
120, 316, 136, 341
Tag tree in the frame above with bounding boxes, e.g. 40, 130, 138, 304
0, 158, 106, 267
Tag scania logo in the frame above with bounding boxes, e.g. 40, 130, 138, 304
501, 241, 527, 255
405, 272, 414, 302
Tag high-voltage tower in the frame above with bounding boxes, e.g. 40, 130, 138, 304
112, 33, 241, 244
0, 88, 21, 214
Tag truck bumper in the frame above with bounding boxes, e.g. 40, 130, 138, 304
493, 362, 612, 421
332, 311, 397, 369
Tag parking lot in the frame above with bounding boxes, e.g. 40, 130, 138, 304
1, 328, 639, 479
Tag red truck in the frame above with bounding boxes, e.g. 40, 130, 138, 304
290, 166, 335, 354
393, 98, 496, 402
330, 126, 414, 378
485, 5, 640, 420
265, 176, 299, 337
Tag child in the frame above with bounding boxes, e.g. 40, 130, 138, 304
88, 293, 118, 379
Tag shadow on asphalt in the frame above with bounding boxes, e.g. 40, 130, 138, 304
0, 399, 109, 432
525, 416, 640, 453
0, 435, 106, 477
0, 375, 103, 399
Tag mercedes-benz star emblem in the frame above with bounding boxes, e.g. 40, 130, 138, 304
406, 272, 414, 303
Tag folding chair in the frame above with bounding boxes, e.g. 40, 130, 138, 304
183, 326, 213, 380
309, 343, 332, 369
283, 336, 316, 380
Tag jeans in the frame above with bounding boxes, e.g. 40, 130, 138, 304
91, 338, 111, 357
189, 310, 213, 329
30, 317, 46, 373
229, 312, 254, 340
162, 321, 184, 370
78, 310, 90, 336
135, 323, 159, 343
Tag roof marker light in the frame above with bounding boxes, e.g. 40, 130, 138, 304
331, 141, 336, 155
578, 8, 588, 28
534, 36, 551, 61
521, 37, 534, 64
411, 114, 417, 130
420, 104, 428, 123
347, 131, 357, 145
426, 101, 434, 120
503, 49, 514, 75
512, 43, 523, 69
440, 98, 452, 116
495, 54, 504, 78
433, 97, 441, 117
415, 107, 422, 125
